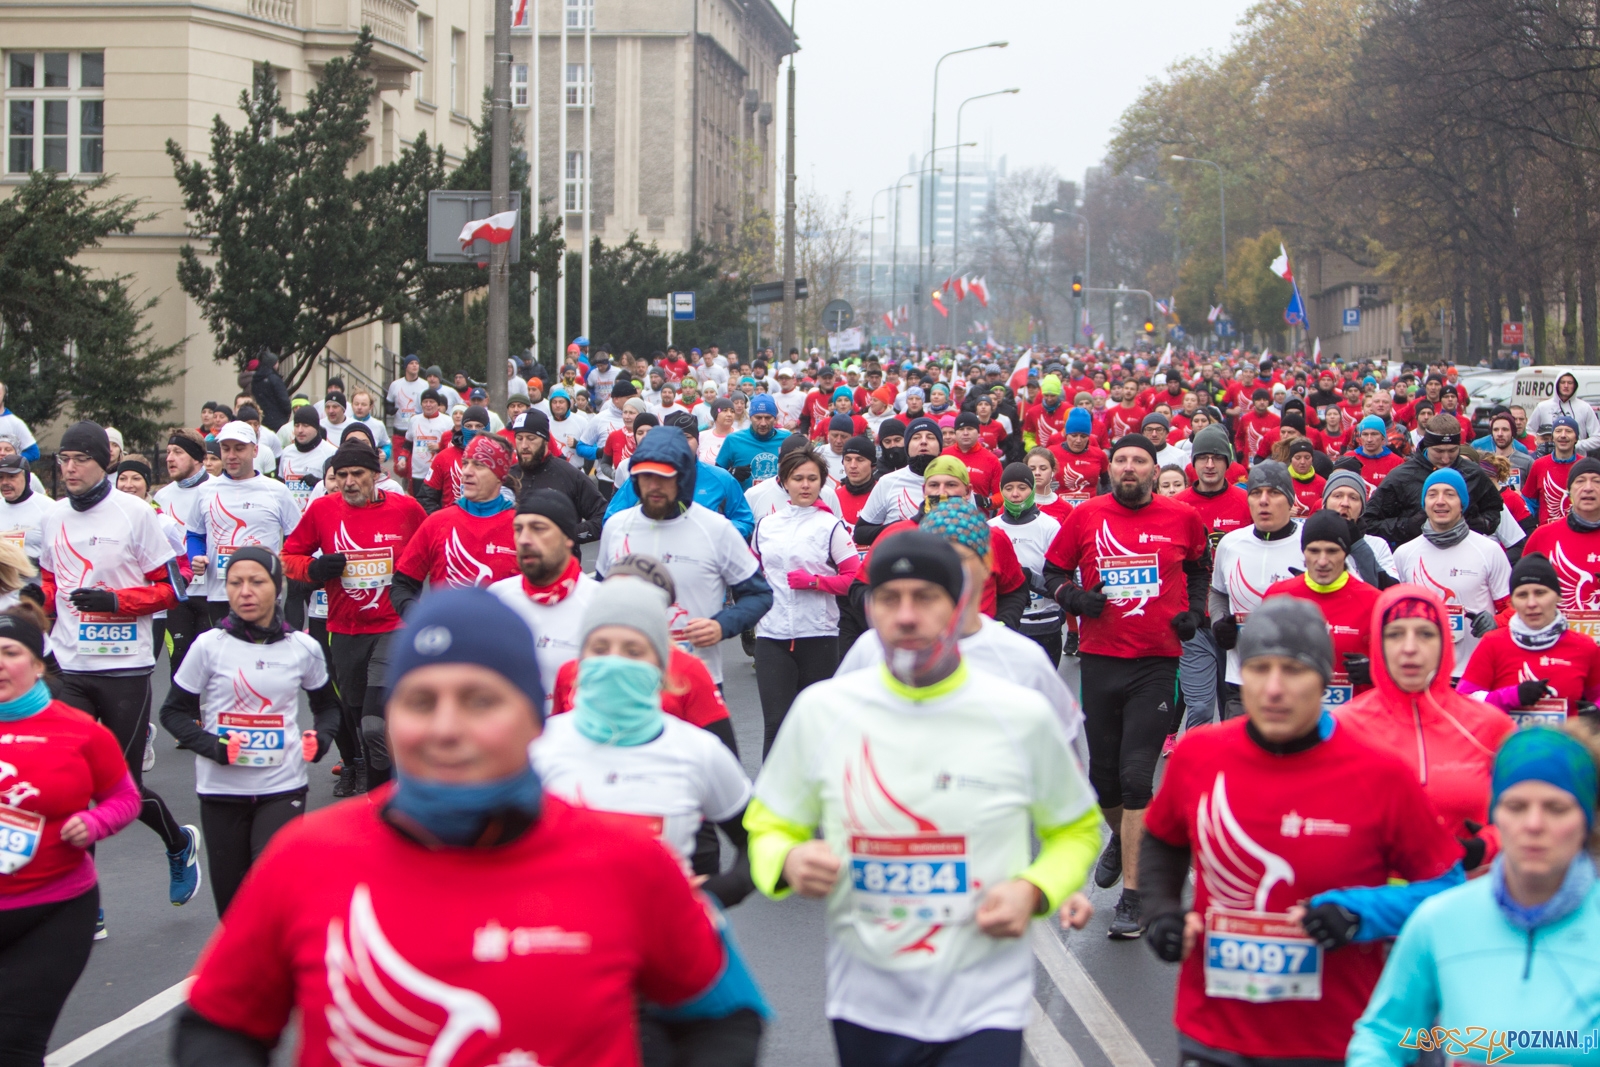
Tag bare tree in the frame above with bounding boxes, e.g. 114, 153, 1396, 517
969, 167, 1061, 343
776, 186, 858, 354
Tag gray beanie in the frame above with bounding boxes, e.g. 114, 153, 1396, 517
1246, 460, 1295, 503
581, 579, 673, 669
1322, 468, 1368, 509
1189, 424, 1234, 463
1237, 597, 1333, 682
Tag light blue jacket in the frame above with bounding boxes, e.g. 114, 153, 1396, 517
1348, 867, 1600, 1065
604, 460, 755, 539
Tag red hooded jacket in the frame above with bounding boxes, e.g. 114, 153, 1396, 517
1336, 584, 1514, 869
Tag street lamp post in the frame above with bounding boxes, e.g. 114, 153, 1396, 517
924, 41, 1006, 343
1134, 175, 1180, 271
916, 142, 975, 346
781, 0, 799, 362
951, 87, 1019, 346
889, 167, 922, 341
1170, 155, 1226, 311
870, 181, 910, 332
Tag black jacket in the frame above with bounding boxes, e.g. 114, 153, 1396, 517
251, 353, 293, 431
518, 448, 607, 543
1365, 451, 1505, 548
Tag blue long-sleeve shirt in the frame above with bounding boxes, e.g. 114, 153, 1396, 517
605, 460, 756, 539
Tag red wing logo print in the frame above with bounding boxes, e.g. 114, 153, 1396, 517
1413, 558, 1459, 610
1059, 464, 1091, 492
1246, 423, 1266, 459
324, 884, 500, 1067
208, 498, 250, 549
1548, 542, 1600, 611
230, 670, 271, 715
444, 530, 493, 587
1094, 521, 1153, 616
1195, 772, 1295, 912
334, 523, 384, 612
50, 528, 94, 590
842, 738, 949, 955
1230, 559, 1270, 616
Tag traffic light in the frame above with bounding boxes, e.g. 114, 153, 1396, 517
1071, 274, 1083, 297
1143, 319, 1156, 335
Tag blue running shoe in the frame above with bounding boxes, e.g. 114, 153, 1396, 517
94, 908, 107, 941
168, 824, 201, 906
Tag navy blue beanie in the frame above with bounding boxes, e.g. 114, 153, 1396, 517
386, 587, 545, 720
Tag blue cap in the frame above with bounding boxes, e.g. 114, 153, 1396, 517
1422, 467, 1469, 508
1065, 407, 1093, 435
749, 393, 778, 417
1358, 415, 1386, 434
573, 336, 589, 347
547, 386, 569, 400
386, 588, 545, 720
1554, 415, 1581, 434
832, 385, 855, 402
403, 353, 420, 366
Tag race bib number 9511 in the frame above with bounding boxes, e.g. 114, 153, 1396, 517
1099, 554, 1160, 601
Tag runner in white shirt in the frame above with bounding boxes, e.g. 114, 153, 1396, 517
747, 530, 1098, 1066
345, 390, 391, 455
0, 453, 49, 564
989, 461, 1065, 664
855, 418, 943, 533
544, 388, 589, 469
699, 399, 738, 466
745, 438, 844, 520
531, 577, 754, 906
184, 422, 300, 624
277, 406, 338, 511
406, 391, 454, 489
319, 391, 357, 444
385, 355, 428, 479
1208, 462, 1305, 688
1391, 467, 1512, 677
0, 382, 38, 462
770, 369, 807, 430
157, 547, 339, 914
154, 430, 213, 670
595, 427, 772, 684
487, 489, 598, 709
424, 366, 463, 411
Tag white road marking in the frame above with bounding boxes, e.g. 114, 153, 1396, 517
1025, 995, 1086, 1067
45, 979, 191, 1067
1032, 924, 1157, 1067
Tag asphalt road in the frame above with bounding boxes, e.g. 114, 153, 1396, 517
43, 639, 1178, 1067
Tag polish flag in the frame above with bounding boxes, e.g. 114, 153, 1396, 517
970, 276, 990, 307
1270, 242, 1293, 282
1007, 350, 1033, 390
458, 210, 519, 249
931, 289, 949, 318
952, 275, 968, 302
897, 304, 909, 324
512, 0, 527, 27
883, 311, 895, 330
1207, 304, 1222, 323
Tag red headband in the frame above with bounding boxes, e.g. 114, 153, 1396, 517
1382, 596, 1438, 627
465, 434, 513, 482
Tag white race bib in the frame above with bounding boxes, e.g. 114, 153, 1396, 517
77, 613, 138, 656
1447, 605, 1466, 637
309, 588, 328, 619
218, 711, 289, 767
1204, 908, 1323, 1003
849, 834, 972, 925
0, 804, 45, 874
341, 548, 394, 590
1099, 554, 1160, 601
1512, 698, 1567, 729
1321, 671, 1354, 714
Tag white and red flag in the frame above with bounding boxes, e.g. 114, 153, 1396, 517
1270, 242, 1294, 282
458, 210, 519, 249
970, 276, 990, 307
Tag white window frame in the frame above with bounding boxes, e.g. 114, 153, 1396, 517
415, 14, 433, 101
565, 0, 592, 29
6, 50, 104, 177
449, 31, 463, 113
512, 63, 528, 108
564, 63, 588, 107
564, 150, 584, 212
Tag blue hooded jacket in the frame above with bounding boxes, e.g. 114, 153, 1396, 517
605, 457, 754, 538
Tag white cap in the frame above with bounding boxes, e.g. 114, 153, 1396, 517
104, 426, 124, 449
216, 421, 257, 445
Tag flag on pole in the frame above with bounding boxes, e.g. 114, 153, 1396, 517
1155, 299, 1171, 316
1207, 304, 1222, 324
458, 210, 519, 248
952, 276, 968, 302
883, 311, 895, 331
1284, 280, 1307, 328
931, 290, 949, 318
971, 276, 990, 307
1270, 242, 1294, 282
1007, 349, 1034, 390
1312, 337, 1321, 360
512, 0, 528, 26
1158, 343, 1173, 368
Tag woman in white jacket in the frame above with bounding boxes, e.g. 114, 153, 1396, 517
750, 446, 860, 755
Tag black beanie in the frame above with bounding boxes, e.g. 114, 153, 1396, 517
1001, 461, 1033, 488
516, 487, 579, 542
1510, 552, 1561, 595
842, 435, 876, 461
327, 442, 381, 473
60, 422, 111, 470
868, 530, 965, 603
1568, 457, 1600, 489
463, 405, 491, 428
1282, 411, 1307, 433
293, 405, 322, 428
1109, 433, 1159, 463
610, 379, 638, 400
1300, 509, 1353, 553
877, 418, 907, 444
225, 545, 284, 592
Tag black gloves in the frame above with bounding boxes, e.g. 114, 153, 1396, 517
18, 584, 44, 608
732, 465, 752, 484
1300, 901, 1361, 950
1211, 615, 1239, 651
1058, 581, 1108, 618
69, 587, 118, 614
1458, 818, 1487, 869
1468, 610, 1497, 639
1171, 611, 1204, 642
308, 553, 348, 584
1343, 653, 1371, 688
1145, 912, 1186, 963
1579, 701, 1600, 724
1517, 679, 1552, 708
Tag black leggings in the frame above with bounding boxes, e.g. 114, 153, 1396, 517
199, 790, 307, 915
329, 631, 394, 786
164, 597, 211, 675
0, 886, 99, 1067
59, 672, 185, 852
754, 636, 838, 757
1078, 653, 1178, 811
831, 1020, 1021, 1067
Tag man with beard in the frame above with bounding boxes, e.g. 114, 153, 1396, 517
855, 417, 945, 544
507, 409, 605, 542
604, 411, 755, 538
1043, 433, 1211, 940
488, 489, 598, 710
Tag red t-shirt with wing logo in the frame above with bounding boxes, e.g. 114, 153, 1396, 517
1523, 454, 1576, 525
1265, 575, 1381, 694
1143, 719, 1461, 1061
282, 492, 426, 634
1176, 485, 1251, 553
395, 505, 519, 588
941, 444, 1003, 503
1044, 493, 1208, 658
1521, 520, 1600, 636
425, 444, 467, 504
185, 793, 724, 1067
1459, 627, 1600, 712
1347, 450, 1404, 495
1049, 444, 1107, 503
1102, 404, 1148, 441
1023, 402, 1069, 447
1235, 410, 1280, 462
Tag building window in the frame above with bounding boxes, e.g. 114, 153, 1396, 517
564, 150, 584, 212
565, 0, 592, 29
6, 51, 104, 175
415, 14, 433, 101
450, 31, 464, 113
564, 63, 589, 106
512, 63, 528, 107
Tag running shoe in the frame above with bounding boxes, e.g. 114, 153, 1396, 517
1093, 832, 1123, 889
167, 824, 202, 906
333, 758, 366, 798
94, 908, 107, 941
1063, 631, 1079, 657
1108, 890, 1142, 940
1161, 732, 1178, 758
143, 723, 156, 772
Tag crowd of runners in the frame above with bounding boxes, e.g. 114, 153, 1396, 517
0, 338, 1596, 1067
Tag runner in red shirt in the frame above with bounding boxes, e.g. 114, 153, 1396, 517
175, 588, 738, 1067
1043, 432, 1210, 938
1140, 597, 1465, 1065
283, 442, 426, 792
1177, 426, 1251, 553
943, 413, 1003, 508
1234, 390, 1280, 462
1264, 510, 1382, 704
972, 394, 1008, 455
1285, 439, 1325, 515
1023, 377, 1069, 447
1346, 415, 1404, 494
1522, 457, 1600, 638
1458, 551, 1600, 724
1523, 416, 1581, 524
394, 434, 519, 603
421, 406, 493, 513
1102, 381, 1148, 440
1049, 407, 1108, 505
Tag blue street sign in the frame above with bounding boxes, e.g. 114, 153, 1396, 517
1342, 307, 1360, 330
671, 291, 697, 321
